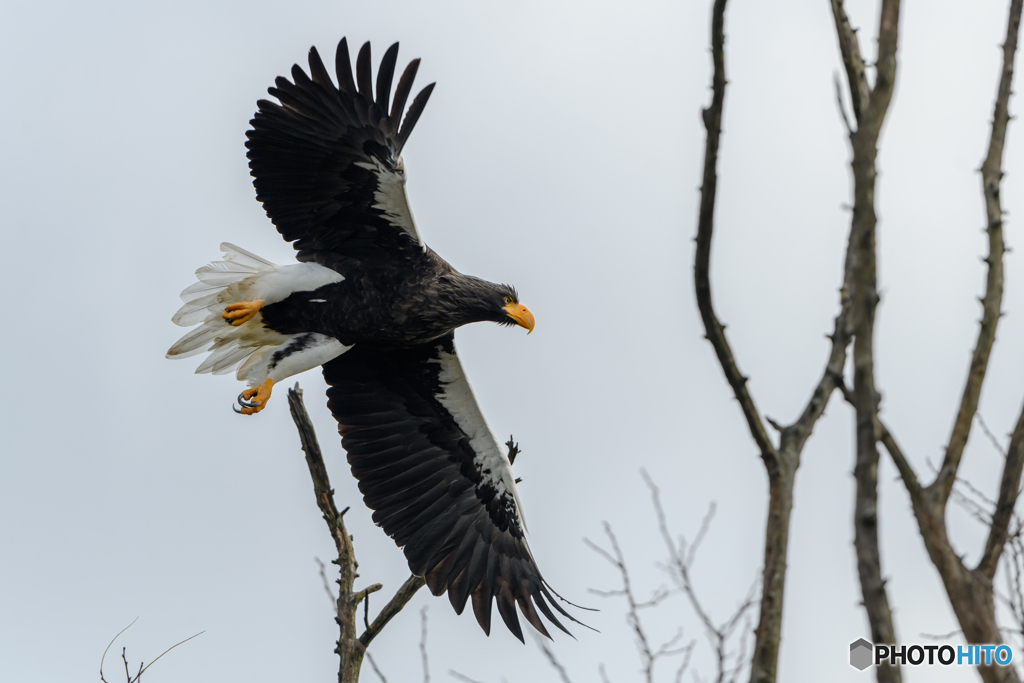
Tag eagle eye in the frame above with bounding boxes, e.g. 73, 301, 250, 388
503, 296, 513, 305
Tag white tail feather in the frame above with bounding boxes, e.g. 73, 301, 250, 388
167, 244, 347, 388
167, 323, 220, 357
221, 242, 276, 269
167, 244, 280, 375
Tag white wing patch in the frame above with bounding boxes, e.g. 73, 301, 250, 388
354, 157, 424, 248
432, 344, 527, 531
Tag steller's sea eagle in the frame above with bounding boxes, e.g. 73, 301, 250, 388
166, 38, 581, 641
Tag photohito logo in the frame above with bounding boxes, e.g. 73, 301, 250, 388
849, 639, 1013, 670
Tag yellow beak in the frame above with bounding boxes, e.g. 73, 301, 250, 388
503, 302, 535, 333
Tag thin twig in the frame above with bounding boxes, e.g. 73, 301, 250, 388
135, 630, 206, 679
365, 652, 389, 683
585, 520, 694, 683
99, 617, 138, 683
532, 631, 575, 683
450, 671, 486, 683
359, 573, 427, 648
977, 414, 1009, 458
316, 557, 340, 616
644, 471, 756, 683
833, 72, 854, 135
420, 606, 430, 683
98, 619, 203, 683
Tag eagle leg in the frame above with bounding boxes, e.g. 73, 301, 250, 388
235, 378, 274, 415
222, 300, 264, 326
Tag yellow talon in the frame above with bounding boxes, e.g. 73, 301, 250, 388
238, 379, 274, 415
223, 300, 264, 326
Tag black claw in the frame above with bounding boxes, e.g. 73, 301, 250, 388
232, 403, 244, 414
237, 392, 258, 408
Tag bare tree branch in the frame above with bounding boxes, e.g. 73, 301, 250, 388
979, 402, 1024, 578
644, 471, 756, 683
828, 2, 904, 680
287, 384, 425, 682
932, 1, 1018, 506
832, 2, 1023, 681
694, 0, 776, 466
359, 574, 428, 648
829, 0, 870, 124
695, 3, 859, 680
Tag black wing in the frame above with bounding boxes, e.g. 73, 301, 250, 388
322, 334, 581, 641
246, 39, 435, 266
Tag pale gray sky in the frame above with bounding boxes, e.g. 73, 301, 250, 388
1, 1, 1021, 681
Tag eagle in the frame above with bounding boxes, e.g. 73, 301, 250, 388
166, 38, 580, 641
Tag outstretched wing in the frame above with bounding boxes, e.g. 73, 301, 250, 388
246, 39, 435, 266
322, 334, 580, 641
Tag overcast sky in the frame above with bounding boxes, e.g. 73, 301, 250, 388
3, 1, 1024, 682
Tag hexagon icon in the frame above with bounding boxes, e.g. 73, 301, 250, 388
850, 638, 873, 671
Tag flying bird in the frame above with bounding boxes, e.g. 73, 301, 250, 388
167, 38, 580, 641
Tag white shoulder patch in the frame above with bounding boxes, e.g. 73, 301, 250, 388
354, 157, 424, 248
432, 344, 527, 531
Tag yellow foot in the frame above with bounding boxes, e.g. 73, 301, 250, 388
234, 379, 274, 415
222, 300, 264, 326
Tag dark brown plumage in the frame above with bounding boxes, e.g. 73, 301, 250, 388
239, 38, 584, 641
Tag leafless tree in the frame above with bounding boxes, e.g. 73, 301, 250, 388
696, 1, 856, 680
696, 0, 1024, 682
829, 1, 1024, 682
578, 470, 754, 683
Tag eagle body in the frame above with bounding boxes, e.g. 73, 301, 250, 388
167, 38, 577, 642
259, 247, 521, 346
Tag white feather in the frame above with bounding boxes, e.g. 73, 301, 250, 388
354, 158, 423, 248
220, 242, 276, 269
166, 323, 220, 357
198, 343, 257, 376
168, 244, 349, 388
195, 266, 255, 287
179, 280, 224, 302
432, 344, 527, 531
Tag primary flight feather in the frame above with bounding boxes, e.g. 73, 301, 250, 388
167, 38, 580, 641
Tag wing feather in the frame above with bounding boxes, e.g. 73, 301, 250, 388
322, 334, 582, 641
390, 58, 420, 123
246, 38, 435, 267
397, 82, 435, 149
335, 37, 357, 95
307, 46, 334, 89
376, 43, 400, 113
355, 41, 374, 104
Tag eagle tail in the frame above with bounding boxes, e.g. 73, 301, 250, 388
167, 244, 351, 388
165, 243, 283, 376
